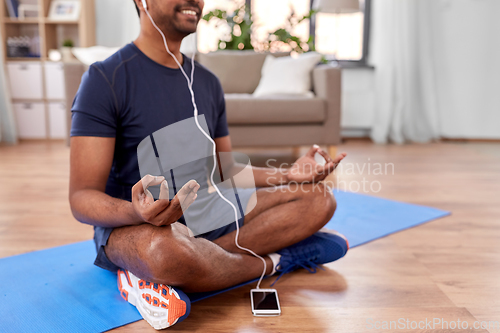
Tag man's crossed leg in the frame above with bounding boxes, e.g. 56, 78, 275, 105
105, 182, 336, 293
94, 146, 349, 330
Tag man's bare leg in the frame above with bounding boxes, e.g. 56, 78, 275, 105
105, 222, 272, 293
213, 183, 336, 255
105, 183, 335, 293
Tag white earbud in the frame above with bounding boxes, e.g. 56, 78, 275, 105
141, 0, 148, 10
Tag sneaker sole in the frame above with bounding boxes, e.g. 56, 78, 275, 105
117, 269, 190, 330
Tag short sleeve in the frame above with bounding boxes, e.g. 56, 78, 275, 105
213, 80, 229, 138
70, 64, 118, 138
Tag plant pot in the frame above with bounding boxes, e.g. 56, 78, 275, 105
60, 47, 74, 62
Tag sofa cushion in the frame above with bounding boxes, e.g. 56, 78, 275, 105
225, 94, 326, 125
197, 51, 266, 94
253, 52, 322, 97
72, 46, 120, 66
197, 51, 290, 94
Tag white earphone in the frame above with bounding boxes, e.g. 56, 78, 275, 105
140, 0, 268, 289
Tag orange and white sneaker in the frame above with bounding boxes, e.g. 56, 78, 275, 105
117, 269, 191, 330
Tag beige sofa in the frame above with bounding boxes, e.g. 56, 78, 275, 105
65, 51, 341, 154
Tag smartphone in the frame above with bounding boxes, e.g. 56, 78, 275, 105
250, 289, 281, 316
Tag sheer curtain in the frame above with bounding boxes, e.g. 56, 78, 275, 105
0, 25, 17, 144
369, 0, 441, 144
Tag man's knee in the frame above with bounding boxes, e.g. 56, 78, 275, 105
142, 229, 198, 286
320, 182, 336, 215
324, 188, 337, 221
304, 183, 337, 223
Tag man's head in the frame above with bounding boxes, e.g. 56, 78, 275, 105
134, 0, 204, 37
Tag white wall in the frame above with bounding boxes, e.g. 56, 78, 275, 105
364, 0, 500, 139
341, 68, 375, 137
95, 0, 140, 47
343, 0, 500, 139
433, 0, 500, 139
95, 0, 196, 53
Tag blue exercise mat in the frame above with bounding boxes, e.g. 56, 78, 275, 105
0, 191, 449, 333
325, 190, 450, 247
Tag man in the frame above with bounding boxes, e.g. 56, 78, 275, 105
69, 0, 348, 329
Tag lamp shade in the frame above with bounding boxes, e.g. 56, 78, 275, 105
312, 0, 360, 13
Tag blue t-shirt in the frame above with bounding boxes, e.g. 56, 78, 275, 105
71, 42, 229, 202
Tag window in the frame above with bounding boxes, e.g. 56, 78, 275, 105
251, 0, 311, 52
312, 0, 370, 63
197, 0, 241, 53
198, 0, 371, 64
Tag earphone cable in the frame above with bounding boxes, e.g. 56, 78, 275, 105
143, 6, 267, 289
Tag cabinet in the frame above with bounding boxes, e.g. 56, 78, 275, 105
13, 102, 46, 138
47, 102, 67, 138
7, 61, 67, 139
7, 62, 43, 99
44, 62, 65, 99
1, 0, 95, 139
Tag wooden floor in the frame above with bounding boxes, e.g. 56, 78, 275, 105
1, 140, 499, 333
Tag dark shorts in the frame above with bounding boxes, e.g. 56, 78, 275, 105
93, 188, 256, 272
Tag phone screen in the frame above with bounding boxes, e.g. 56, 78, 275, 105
252, 291, 279, 310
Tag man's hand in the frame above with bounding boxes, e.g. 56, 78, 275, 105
287, 145, 347, 183
132, 175, 200, 227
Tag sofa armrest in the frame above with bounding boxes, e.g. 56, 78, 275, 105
312, 64, 342, 145
63, 62, 87, 144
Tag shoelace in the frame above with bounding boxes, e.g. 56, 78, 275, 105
270, 245, 325, 286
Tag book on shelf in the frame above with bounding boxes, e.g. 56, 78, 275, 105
5, 0, 20, 18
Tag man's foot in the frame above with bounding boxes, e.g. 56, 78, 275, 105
272, 231, 349, 285
117, 269, 191, 330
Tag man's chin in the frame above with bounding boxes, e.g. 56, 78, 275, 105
176, 26, 198, 37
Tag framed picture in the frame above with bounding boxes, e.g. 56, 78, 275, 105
48, 0, 81, 21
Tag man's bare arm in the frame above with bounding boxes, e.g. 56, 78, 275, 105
69, 137, 200, 229
214, 136, 346, 187
69, 136, 142, 228
214, 136, 288, 187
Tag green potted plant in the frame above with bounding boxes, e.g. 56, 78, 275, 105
202, 4, 253, 50
202, 3, 316, 54
61, 38, 74, 62
263, 9, 316, 54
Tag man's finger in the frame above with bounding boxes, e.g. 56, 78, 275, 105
133, 174, 165, 196
180, 191, 198, 210
159, 180, 169, 200
316, 148, 334, 164
140, 198, 171, 221
306, 144, 321, 158
155, 195, 185, 225
150, 181, 199, 226
315, 162, 336, 177
332, 152, 347, 164
177, 181, 199, 208
178, 180, 200, 195
313, 153, 347, 181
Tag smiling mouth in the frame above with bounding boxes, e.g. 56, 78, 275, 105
178, 8, 199, 19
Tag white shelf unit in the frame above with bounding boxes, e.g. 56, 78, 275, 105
1, 0, 95, 140
7, 61, 68, 139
